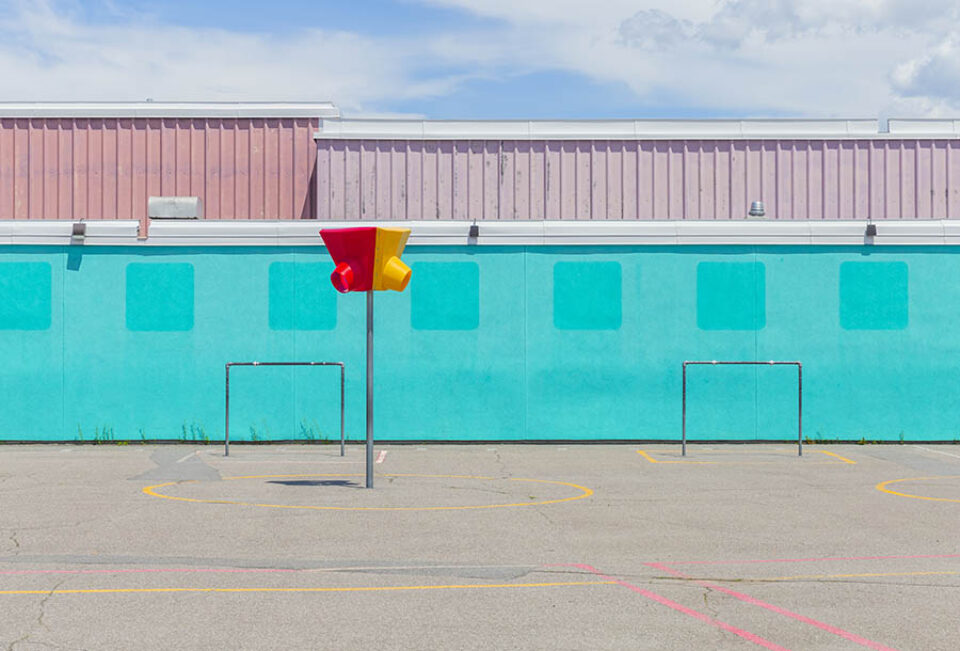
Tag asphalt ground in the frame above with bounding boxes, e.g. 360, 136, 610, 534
0, 442, 958, 650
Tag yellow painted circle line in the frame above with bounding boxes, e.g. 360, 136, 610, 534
875, 476, 960, 503
143, 473, 593, 511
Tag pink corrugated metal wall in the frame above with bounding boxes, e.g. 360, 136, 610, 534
316, 139, 960, 220
0, 118, 318, 220
5, 127, 959, 221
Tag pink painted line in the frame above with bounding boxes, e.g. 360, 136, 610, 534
667, 553, 960, 567
648, 562, 898, 651
546, 563, 791, 651
0, 568, 300, 577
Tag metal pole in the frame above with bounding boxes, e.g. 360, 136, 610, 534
225, 364, 230, 457
339, 364, 345, 457
365, 291, 374, 489
682, 362, 687, 457
797, 363, 803, 457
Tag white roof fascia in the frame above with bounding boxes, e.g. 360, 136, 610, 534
141, 219, 960, 246
0, 221, 140, 245
0, 102, 340, 119
0, 220, 952, 247
887, 119, 960, 136
315, 118, 887, 140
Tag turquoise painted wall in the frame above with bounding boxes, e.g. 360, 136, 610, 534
0, 245, 955, 442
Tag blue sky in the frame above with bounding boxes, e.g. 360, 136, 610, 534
78, 0, 497, 36
0, 0, 958, 118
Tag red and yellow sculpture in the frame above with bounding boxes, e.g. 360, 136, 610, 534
319, 226, 412, 489
320, 227, 411, 293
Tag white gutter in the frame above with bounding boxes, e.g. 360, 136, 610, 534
316, 118, 889, 141
888, 119, 960, 136
316, 118, 960, 141
1, 220, 958, 247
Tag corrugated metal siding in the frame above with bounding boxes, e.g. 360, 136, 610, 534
316, 139, 960, 220
0, 118, 318, 220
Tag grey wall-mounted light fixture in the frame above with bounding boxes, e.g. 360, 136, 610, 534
468, 224, 479, 238
865, 223, 877, 237
748, 200, 765, 218
70, 221, 86, 245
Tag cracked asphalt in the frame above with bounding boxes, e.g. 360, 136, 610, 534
0, 443, 958, 650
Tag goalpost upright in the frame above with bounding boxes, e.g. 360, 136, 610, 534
682, 360, 802, 457
224, 361, 346, 457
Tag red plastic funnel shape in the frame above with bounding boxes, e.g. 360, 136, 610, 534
319, 227, 377, 292
331, 262, 354, 293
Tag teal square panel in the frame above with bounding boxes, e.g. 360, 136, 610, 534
0, 263, 52, 330
268, 262, 337, 330
697, 262, 765, 330
839, 261, 908, 330
411, 262, 480, 330
125, 263, 194, 332
553, 261, 622, 330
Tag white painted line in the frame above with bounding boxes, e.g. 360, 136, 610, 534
376, 450, 387, 464
913, 445, 960, 460
176, 451, 199, 463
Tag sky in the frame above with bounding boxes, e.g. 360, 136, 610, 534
1, 0, 959, 119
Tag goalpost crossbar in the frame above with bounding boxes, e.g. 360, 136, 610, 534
224, 362, 346, 457
682, 360, 802, 457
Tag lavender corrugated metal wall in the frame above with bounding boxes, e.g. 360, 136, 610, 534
316, 139, 960, 220
0, 118, 318, 220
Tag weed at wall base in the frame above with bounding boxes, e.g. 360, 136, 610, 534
298, 418, 326, 444
180, 422, 210, 443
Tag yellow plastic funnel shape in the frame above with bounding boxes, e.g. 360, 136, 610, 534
373, 227, 412, 292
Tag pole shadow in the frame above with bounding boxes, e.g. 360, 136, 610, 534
266, 479, 361, 488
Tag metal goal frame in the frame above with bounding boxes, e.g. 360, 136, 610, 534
682, 360, 802, 457
224, 361, 345, 457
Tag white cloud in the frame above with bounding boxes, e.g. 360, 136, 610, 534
1, 0, 960, 117
0, 0, 457, 113
893, 35, 960, 104
428, 0, 960, 116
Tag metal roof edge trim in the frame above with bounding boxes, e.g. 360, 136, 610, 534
0, 102, 340, 118
887, 118, 960, 135
0, 220, 140, 245
0, 220, 957, 247
314, 118, 903, 140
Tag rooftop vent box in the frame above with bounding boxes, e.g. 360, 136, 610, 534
148, 196, 203, 219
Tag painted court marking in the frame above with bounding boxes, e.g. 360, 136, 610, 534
875, 476, 960, 503
142, 473, 593, 511
757, 570, 958, 582
667, 553, 960, 566
0, 563, 537, 577
549, 563, 789, 651
815, 450, 857, 464
647, 562, 897, 651
912, 445, 960, 460
376, 450, 387, 464
636, 553, 960, 650
636, 450, 715, 465
636, 449, 856, 465
0, 580, 613, 597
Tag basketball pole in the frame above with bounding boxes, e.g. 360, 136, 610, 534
365, 290, 374, 489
